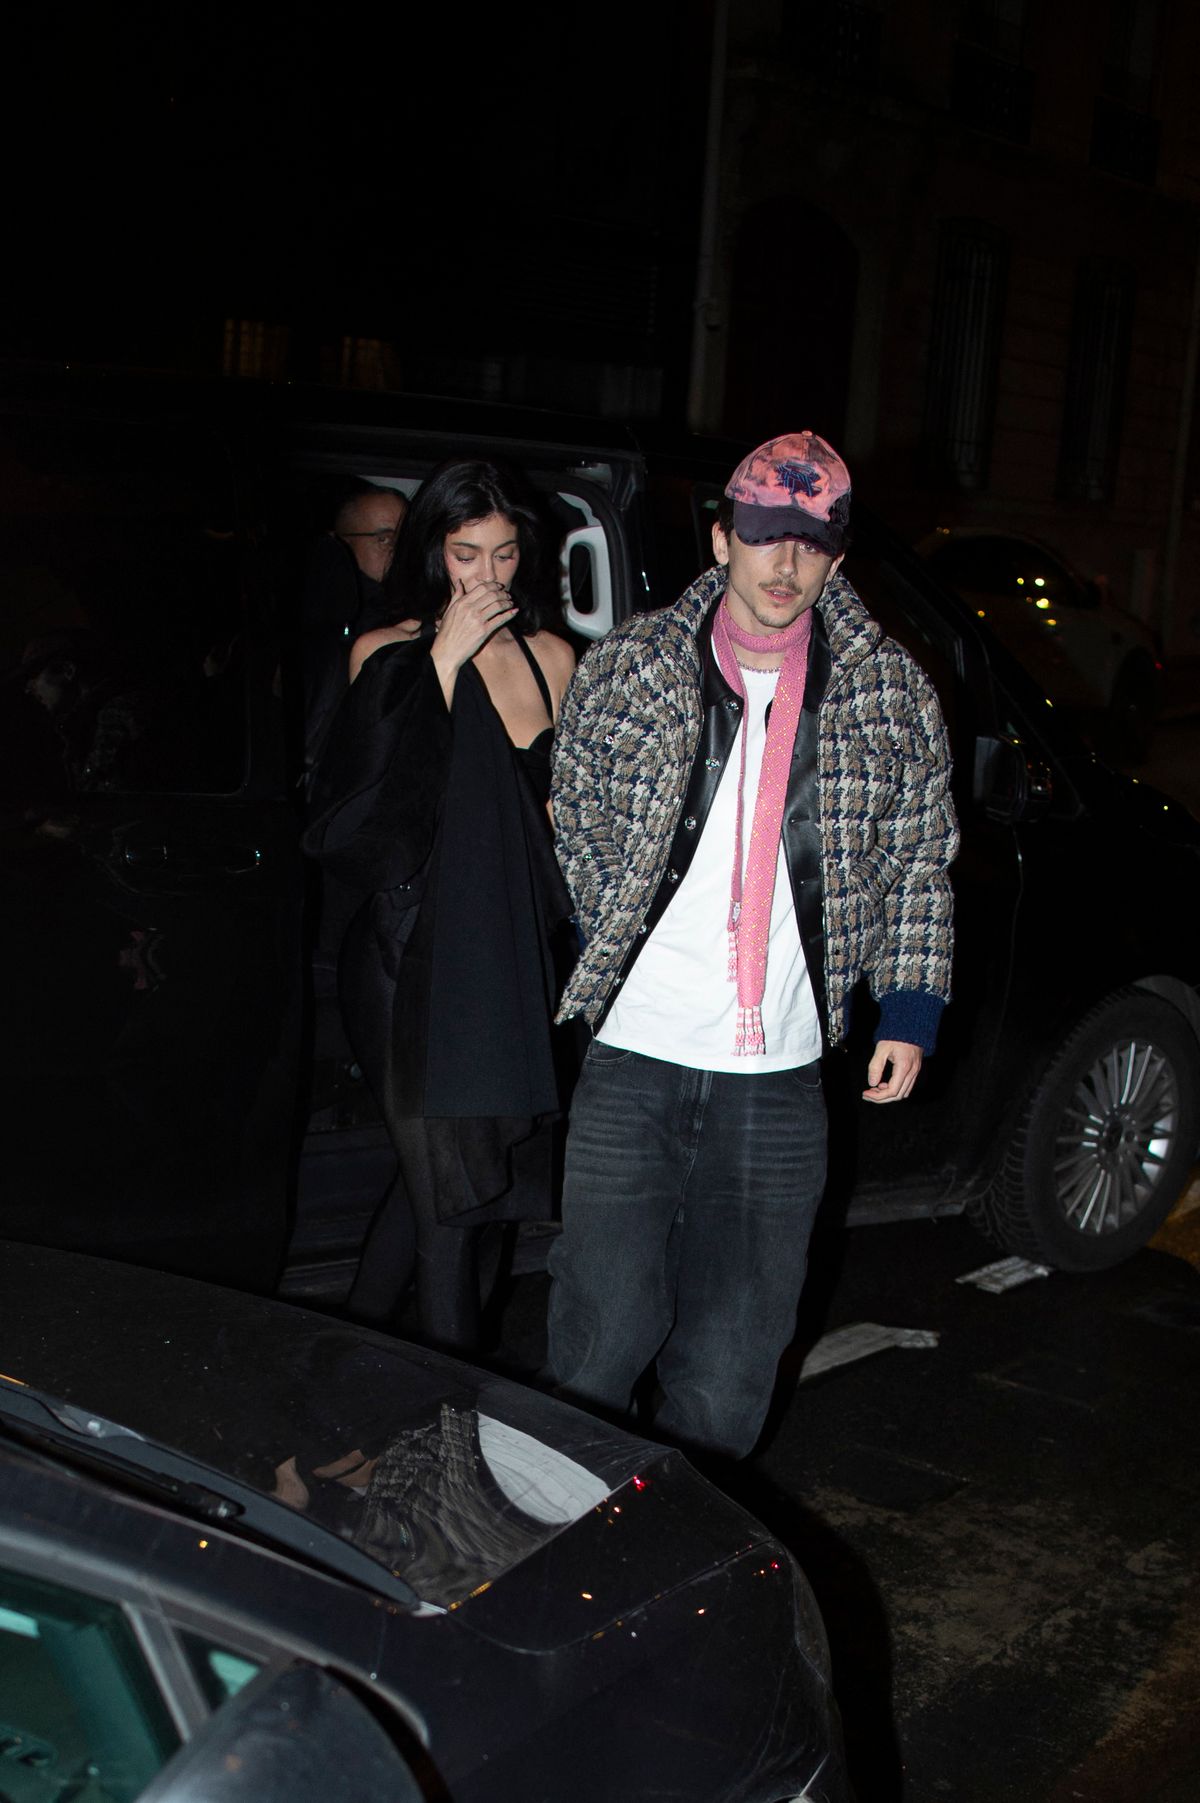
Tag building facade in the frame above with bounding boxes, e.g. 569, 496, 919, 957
696, 0, 1200, 651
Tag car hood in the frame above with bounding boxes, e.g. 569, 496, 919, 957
0, 1242, 659, 1610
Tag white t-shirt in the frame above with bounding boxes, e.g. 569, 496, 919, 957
598, 665, 822, 1073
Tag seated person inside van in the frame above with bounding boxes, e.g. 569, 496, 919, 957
303, 484, 410, 789
333, 483, 408, 594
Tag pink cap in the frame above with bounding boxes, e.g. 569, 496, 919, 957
725, 430, 852, 554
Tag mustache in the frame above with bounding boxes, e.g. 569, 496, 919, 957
759, 580, 800, 595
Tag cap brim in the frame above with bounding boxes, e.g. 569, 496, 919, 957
731, 501, 844, 555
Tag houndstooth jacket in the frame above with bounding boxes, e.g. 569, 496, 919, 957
551, 564, 959, 1048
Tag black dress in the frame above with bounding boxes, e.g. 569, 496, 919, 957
304, 631, 570, 1349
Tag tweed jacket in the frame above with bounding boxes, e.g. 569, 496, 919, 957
552, 565, 958, 1047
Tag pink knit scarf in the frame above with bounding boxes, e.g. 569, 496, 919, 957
710, 596, 813, 1055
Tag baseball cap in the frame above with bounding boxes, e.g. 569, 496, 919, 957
725, 430, 852, 555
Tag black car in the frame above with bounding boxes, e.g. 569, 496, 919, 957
0, 361, 1197, 1287
0, 1240, 847, 1803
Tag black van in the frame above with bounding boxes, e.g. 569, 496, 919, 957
1, 363, 1197, 1293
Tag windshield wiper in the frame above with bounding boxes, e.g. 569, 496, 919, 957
0, 1379, 425, 1612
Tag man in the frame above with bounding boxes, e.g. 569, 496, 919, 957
546, 430, 958, 1459
301, 484, 409, 791
332, 483, 408, 587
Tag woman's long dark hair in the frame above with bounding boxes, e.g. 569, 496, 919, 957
372, 458, 560, 637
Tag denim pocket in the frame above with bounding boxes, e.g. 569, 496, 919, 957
787, 1059, 824, 1092
587, 1040, 638, 1068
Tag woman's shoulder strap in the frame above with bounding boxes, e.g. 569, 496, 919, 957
514, 632, 554, 721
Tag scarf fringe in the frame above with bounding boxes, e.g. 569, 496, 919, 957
734, 1004, 766, 1056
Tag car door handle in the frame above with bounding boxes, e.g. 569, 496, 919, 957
219, 848, 264, 875
120, 838, 263, 875
122, 841, 169, 866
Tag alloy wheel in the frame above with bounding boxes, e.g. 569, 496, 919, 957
1053, 1037, 1179, 1236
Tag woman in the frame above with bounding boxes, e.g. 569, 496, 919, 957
305, 459, 576, 1351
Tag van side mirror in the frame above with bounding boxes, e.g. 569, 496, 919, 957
140, 1663, 425, 1803
974, 735, 1053, 824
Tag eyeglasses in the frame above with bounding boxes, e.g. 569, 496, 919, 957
337, 528, 398, 548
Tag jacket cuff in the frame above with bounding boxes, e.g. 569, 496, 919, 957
876, 991, 946, 1054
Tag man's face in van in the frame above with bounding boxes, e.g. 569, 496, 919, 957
335, 490, 407, 584
712, 521, 842, 635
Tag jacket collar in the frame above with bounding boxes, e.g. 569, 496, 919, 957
663, 564, 727, 641
817, 571, 881, 666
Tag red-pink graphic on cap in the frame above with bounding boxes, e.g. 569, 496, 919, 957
725, 430, 851, 525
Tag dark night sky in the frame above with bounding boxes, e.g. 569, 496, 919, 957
9, 3, 709, 373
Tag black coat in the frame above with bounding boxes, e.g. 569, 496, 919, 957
304, 638, 570, 1221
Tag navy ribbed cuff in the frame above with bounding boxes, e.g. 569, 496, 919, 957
875, 990, 946, 1054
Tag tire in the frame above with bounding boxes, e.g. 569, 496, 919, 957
969, 990, 1200, 1272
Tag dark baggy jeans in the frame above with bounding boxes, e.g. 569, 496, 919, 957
546, 1042, 827, 1458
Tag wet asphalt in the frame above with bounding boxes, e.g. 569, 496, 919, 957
492, 1191, 1200, 1802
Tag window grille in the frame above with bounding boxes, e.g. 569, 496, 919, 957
1057, 261, 1134, 503
922, 222, 1009, 492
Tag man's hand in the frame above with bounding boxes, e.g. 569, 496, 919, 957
862, 1040, 923, 1103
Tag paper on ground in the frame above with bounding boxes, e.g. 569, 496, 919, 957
799, 1322, 940, 1381
956, 1255, 1052, 1293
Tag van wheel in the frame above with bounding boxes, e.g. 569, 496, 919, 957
969, 991, 1200, 1272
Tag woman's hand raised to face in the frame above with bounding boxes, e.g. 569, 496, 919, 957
430, 576, 518, 705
